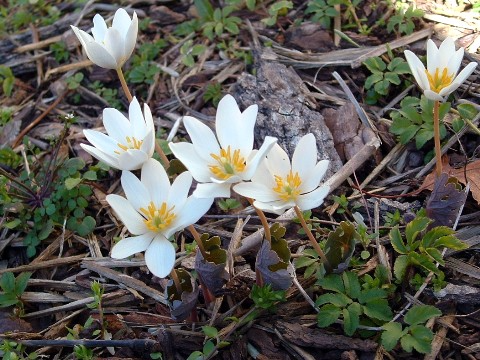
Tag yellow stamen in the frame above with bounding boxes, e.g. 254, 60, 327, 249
209, 146, 246, 180
425, 68, 454, 93
273, 170, 302, 201
114, 136, 144, 154
139, 201, 176, 232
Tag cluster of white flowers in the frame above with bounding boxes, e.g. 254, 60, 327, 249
72, 8, 476, 278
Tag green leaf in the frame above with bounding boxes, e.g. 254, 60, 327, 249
421, 226, 454, 248
415, 128, 434, 149
433, 235, 469, 250
393, 254, 410, 281
343, 302, 361, 336
82, 170, 97, 181
186, 351, 204, 360
0, 293, 19, 307
76, 216, 96, 237
294, 256, 317, 269
381, 322, 404, 351
400, 325, 434, 354
457, 103, 478, 120
194, 0, 214, 20
38, 220, 53, 241
404, 305, 442, 326
409, 252, 440, 274
203, 339, 215, 357
358, 288, 387, 303
317, 274, 344, 293
15, 272, 31, 295
405, 217, 430, 245
364, 73, 383, 89
384, 72, 401, 85
342, 272, 361, 299
389, 226, 407, 254
362, 299, 393, 321
374, 79, 390, 95
65, 177, 82, 190
317, 304, 341, 327
202, 325, 218, 338
316, 292, 352, 307
4, 219, 21, 229
363, 57, 386, 72
0, 272, 15, 293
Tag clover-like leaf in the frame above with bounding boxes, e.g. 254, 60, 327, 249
404, 305, 442, 326
316, 292, 352, 308
317, 273, 344, 293
400, 325, 434, 354
317, 304, 341, 328
343, 302, 362, 336
381, 322, 405, 351
362, 298, 393, 321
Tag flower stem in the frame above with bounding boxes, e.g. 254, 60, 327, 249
155, 141, 170, 169
433, 100, 442, 177
188, 224, 208, 259
247, 198, 271, 243
293, 205, 330, 269
116, 67, 133, 103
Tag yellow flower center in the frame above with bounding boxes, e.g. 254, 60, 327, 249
425, 68, 454, 93
273, 170, 302, 201
209, 146, 246, 180
114, 136, 143, 154
139, 201, 176, 232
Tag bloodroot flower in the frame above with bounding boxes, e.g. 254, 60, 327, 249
233, 133, 330, 215
71, 8, 138, 70
404, 37, 477, 101
107, 159, 213, 278
169, 94, 277, 198
81, 97, 155, 171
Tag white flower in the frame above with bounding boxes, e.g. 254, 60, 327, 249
404, 37, 477, 101
81, 97, 155, 171
107, 159, 213, 278
71, 8, 138, 69
169, 94, 277, 198
233, 134, 330, 215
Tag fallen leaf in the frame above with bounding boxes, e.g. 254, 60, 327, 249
419, 157, 480, 205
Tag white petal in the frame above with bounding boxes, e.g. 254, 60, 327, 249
143, 103, 155, 131
112, 8, 132, 39
452, 62, 477, 86
446, 48, 464, 77
141, 159, 170, 206
117, 150, 149, 170
83, 129, 119, 155
251, 155, 276, 188
91, 14, 107, 42
124, 12, 138, 62
215, 95, 242, 150
256, 200, 291, 215
111, 233, 153, 259
237, 103, 258, 155
169, 142, 212, 182
128, 97, 146, 139
423, 89, 444, 101
426, 39, 440, 74
404, 50, 429, 91
106, 194, 148, 234
82, 41, 118, 69
71, 26, 91, 49
301, 160, 329, 193
140, 129, 155, 157
104, 28, 123, 68
265, 143, 291, 178
102, 108, 131, 143
243, 136, 277, 180
233, 182, 278, 202
80, 144, 119, 169
167, 171, 192, 210
437, 37, 456, 70
121, 170, 151, 211
166, 196, 213, 238
296, 186, 330, 211
145, 236, 176, 278
194, 182, 231, 198
183, 116, 220, 162
292, 134, 317, 179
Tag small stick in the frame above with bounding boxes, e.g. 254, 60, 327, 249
433, 100, 442, 177
15, 339, 156, 349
